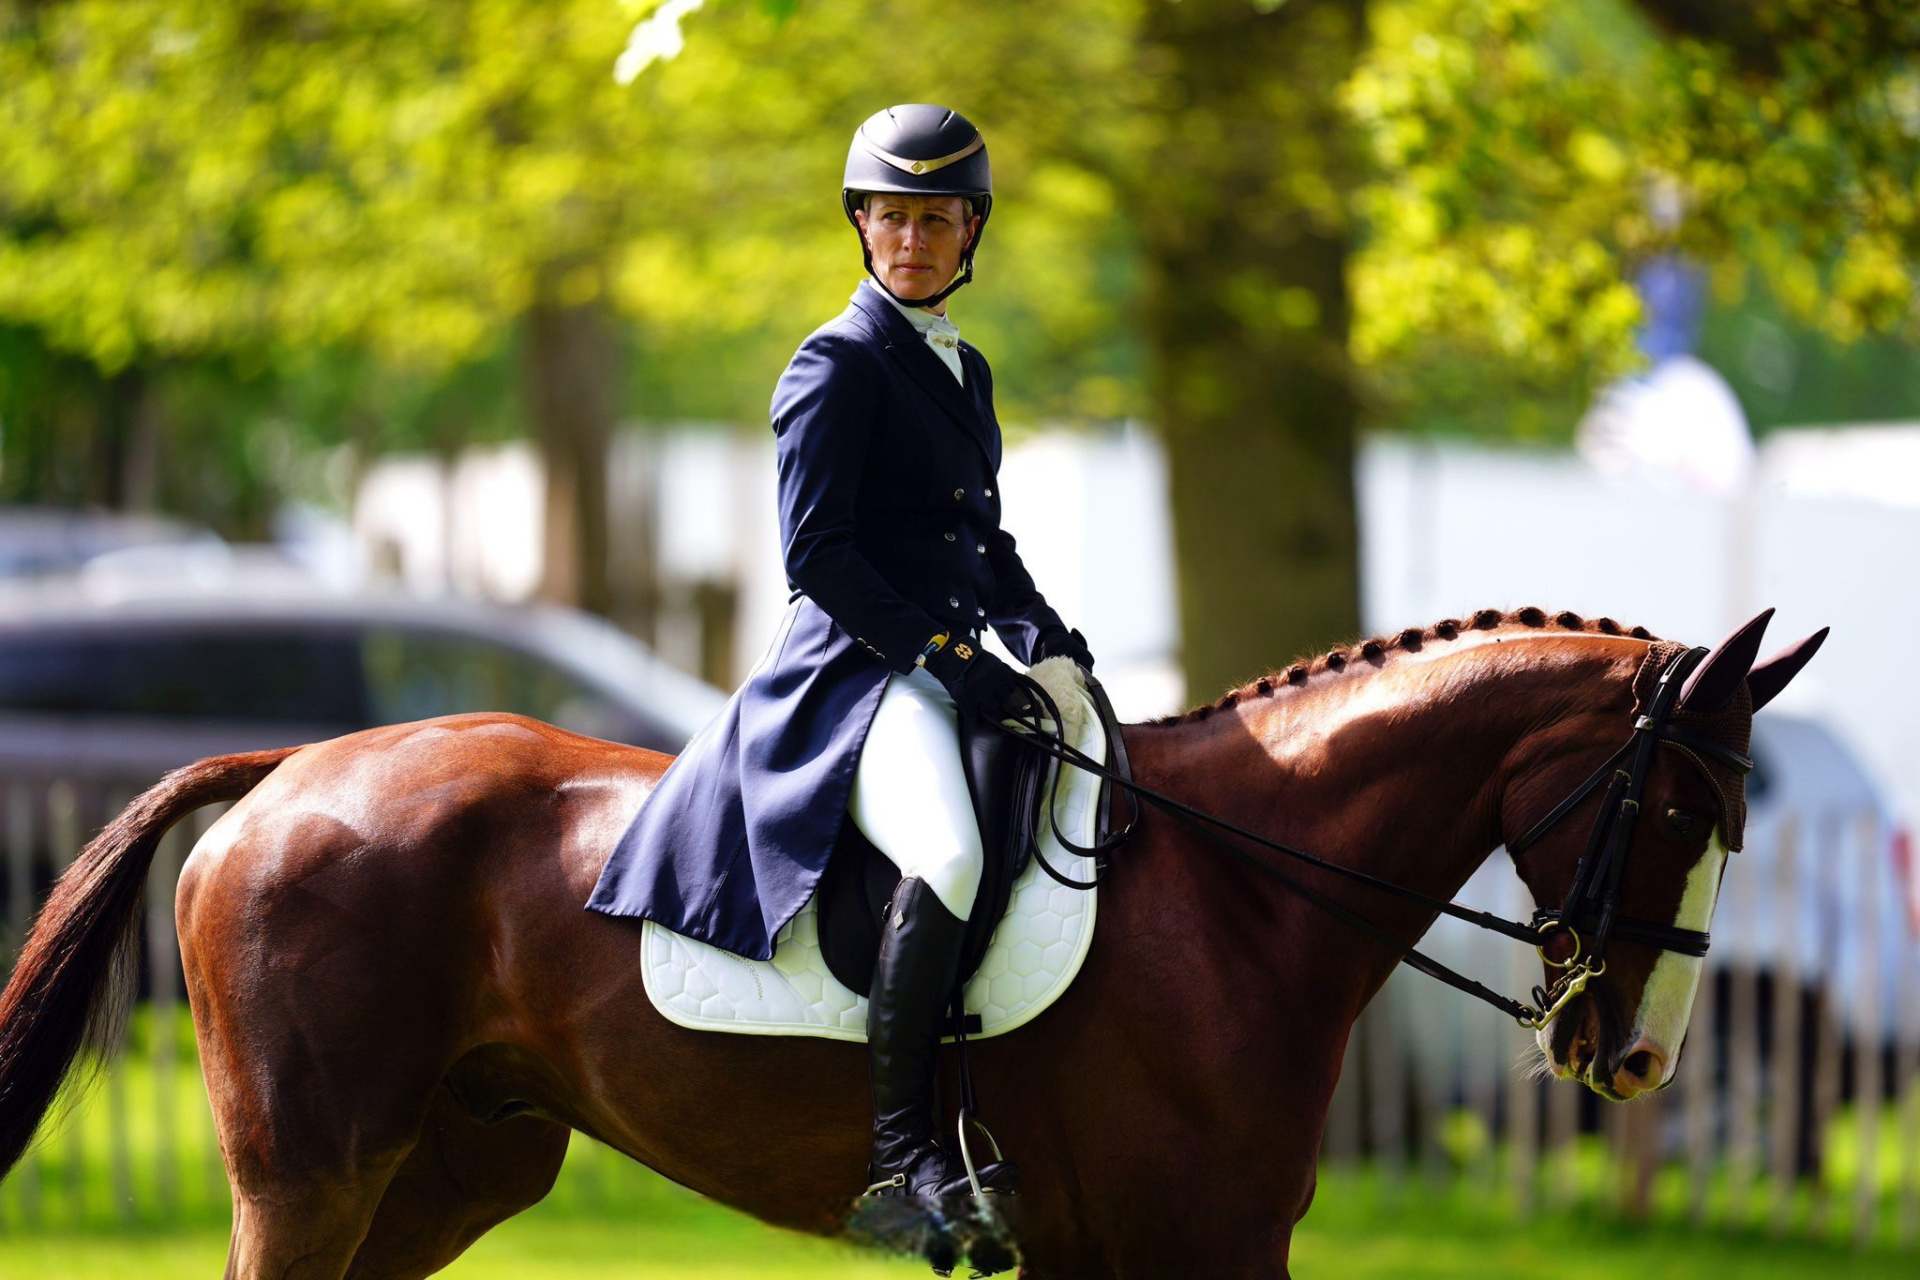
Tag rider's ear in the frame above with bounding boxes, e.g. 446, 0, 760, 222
1745, 627, 1830, 711
1679, 608, 1774, 713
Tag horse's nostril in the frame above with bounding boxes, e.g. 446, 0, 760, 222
1609, 1038, 1670, 1097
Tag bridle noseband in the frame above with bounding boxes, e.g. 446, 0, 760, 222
993, 645, 1751, 1031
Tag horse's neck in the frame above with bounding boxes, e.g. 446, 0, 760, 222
1131, 637, 1634, 1008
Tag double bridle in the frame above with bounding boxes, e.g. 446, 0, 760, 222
1501, 646, 1752, 1026
995, 645, 1754, 1030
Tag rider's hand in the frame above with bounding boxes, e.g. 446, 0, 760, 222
922, 639, 1033, 722
1034, 626, 1095, 674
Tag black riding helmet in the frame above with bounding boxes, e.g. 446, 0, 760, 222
842, 104, 992, 311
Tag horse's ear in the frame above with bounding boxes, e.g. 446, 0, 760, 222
1679, 608, 1774, 713
1746, 627, 1830, 712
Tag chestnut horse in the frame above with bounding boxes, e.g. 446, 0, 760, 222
0, 607, 1823, 1279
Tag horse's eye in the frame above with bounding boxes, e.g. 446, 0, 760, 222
1664, 807, 1697, 835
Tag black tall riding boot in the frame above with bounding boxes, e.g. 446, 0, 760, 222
864, 876, 1017, 1197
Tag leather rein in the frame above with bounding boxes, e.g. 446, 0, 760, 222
992, 647, 1752, 1030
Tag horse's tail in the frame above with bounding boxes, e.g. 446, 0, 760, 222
0, 746, 300, 1176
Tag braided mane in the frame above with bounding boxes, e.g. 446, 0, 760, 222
1153, 607, 1661, 726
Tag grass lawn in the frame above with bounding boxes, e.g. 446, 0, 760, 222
7, 1161, 1920, 1279
0, 1213, 923, 1279
4, 1011, 1918, 1276
1294, 1176, 1920, 1279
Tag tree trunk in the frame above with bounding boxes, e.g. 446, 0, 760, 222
1138, 0, 1367, 701
99, 365, 162, 512
114, 366, 163, 512
524, 294, 618, 617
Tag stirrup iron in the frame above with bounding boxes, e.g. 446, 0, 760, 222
956, 1107, 1005, 1198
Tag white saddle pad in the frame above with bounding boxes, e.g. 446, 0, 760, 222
640, 676, 1105, 1043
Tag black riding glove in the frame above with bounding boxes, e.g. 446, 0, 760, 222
1033, 625, 1096, 673
922, 638, 1033, 723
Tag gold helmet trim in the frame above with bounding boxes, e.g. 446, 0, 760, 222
856, 130, 985, 178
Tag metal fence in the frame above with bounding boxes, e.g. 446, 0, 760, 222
0, 776, 231, 1228
1322, 810, 1920, 1248
2, 774, 1915, 1245
0, 773, 671, 1233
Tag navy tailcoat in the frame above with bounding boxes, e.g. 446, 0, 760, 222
586, 281, 1067, 959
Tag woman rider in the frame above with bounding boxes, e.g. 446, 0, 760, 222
587, 103, 1094, 1204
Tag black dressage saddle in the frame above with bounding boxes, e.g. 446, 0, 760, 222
815, 704, 1053, 1030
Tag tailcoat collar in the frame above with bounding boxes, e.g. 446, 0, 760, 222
849, 283, 992, 452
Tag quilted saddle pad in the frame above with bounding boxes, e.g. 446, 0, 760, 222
639, 680, 1106, 1043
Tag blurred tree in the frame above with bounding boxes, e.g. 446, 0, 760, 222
0, 0, 767, 612
0, 0, 1144, 617
1133, 0, 1368, 699
1144, 0, 1920, 696
1698, 285, 1920, 433
606, 0, 1147, 426
1351, 0, 1920, 415
5, 0, 1919, 703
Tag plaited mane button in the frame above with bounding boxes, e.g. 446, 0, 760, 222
944, 532, 956, 542
948, 597, 960, 609
984, 488, 993, 497
976, 543, 986, 554
953, 488, 965, 500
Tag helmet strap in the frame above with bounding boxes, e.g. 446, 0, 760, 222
861, 251, 976, 311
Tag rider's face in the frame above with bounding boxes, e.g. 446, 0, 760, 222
854, 194, 979, 311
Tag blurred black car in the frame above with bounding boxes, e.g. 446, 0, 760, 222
0, 566, 724, 786
0, 558, 726, 1001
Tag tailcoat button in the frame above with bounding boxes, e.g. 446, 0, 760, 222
949, 596, 960, 609
945, 532, 956, 542
976, 607, 986, 617
976, 543, 986, 554
984, 488, 993, 497
953, 488, 965, 500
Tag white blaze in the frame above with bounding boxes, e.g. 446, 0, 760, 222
1629, 833, 1729, 1084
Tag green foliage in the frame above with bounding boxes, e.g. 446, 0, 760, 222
0, 0, 1148, 535
1700, 282, 1920, 433
1348, 0, 1652, 388
1349, 0, 1920, 423
0, 0, 659, 370
5, 0, 1920, 533
0, 0, 1144, 414
609, 0, 1149, 424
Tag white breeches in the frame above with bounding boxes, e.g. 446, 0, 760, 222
848, 666, 984, 920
